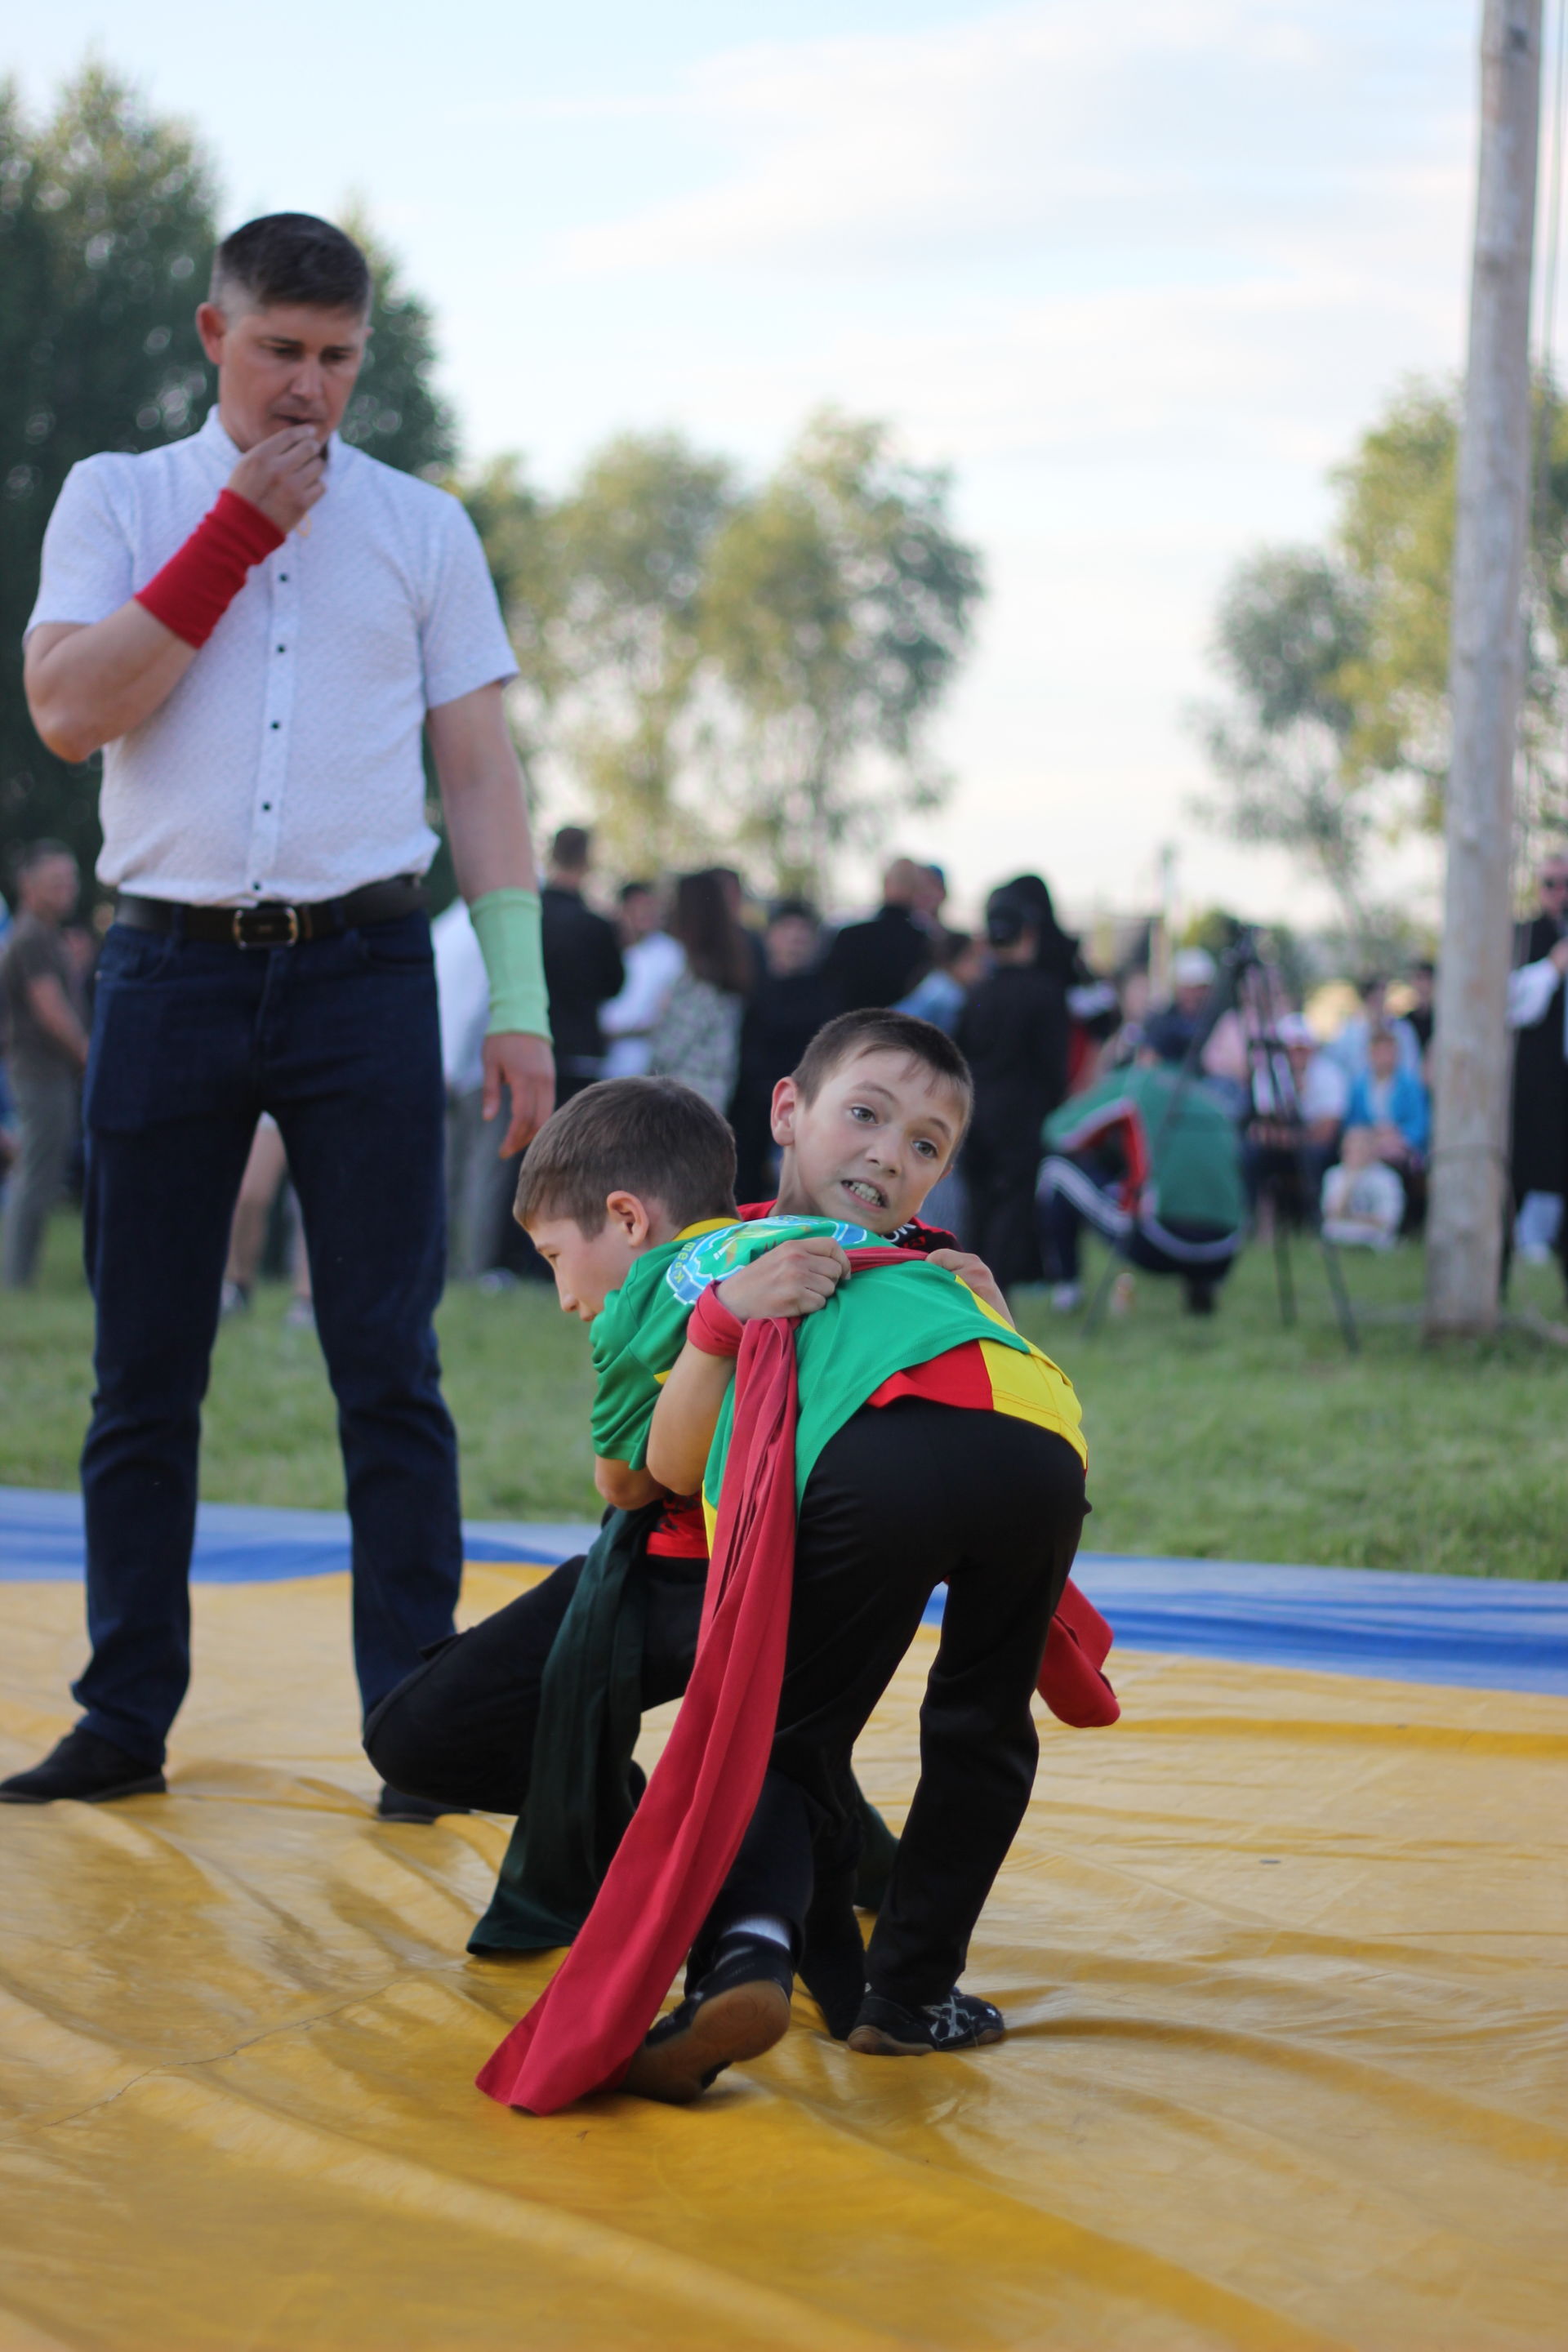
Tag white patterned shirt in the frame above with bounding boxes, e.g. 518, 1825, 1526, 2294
26, 406, 517, 905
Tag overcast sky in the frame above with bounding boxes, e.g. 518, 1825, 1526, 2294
8, 2, 1526, 923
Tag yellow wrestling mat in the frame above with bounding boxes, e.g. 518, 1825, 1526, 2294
1, 1563, 1564, 2352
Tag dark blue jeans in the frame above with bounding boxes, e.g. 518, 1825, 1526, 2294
74, 911, 461, 1762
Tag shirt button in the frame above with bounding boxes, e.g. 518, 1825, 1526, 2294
261, 801, 272, 812
280, 572, 289, 582
277, 644, 286, 653
270, 721, 280, 730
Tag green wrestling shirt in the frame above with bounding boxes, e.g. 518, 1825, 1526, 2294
590, 1217, 1085, 1535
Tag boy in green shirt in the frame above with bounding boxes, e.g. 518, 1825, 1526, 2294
365, 1027, 983, 2025
372, 1013, 1094, 2098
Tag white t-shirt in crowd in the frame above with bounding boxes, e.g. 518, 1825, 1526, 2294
26, 406, 517, 905
1298, 1050, 1350, 1125
431, 901, 492, 1096
1321, 1158, 1405, 1248
601, 931, 685, 1079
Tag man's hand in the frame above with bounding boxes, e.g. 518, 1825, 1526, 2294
926, 1247, 1013, 1323
1550, 937, 1568, 976
228, 427, 327, 535
484, 1031, 555, 1157
25, 973, 90, 1073
717, 1236, 850, 1322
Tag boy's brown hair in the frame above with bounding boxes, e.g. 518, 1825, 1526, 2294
513, 1077, 737, 1236
791, 1009, 973, 1121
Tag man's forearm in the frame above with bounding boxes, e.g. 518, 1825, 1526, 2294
24, 607, 198, 764
439, 758, 538, 899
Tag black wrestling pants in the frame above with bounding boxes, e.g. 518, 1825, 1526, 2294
709, 1399, 1088, 2011
362, 1552, 706, 1812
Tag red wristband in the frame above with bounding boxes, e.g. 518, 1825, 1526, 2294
135, 489, 285, 649
688, 1283, 744, 1359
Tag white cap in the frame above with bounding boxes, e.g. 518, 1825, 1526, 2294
1172, 947, 1218, 988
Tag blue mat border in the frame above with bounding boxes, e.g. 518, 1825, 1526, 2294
2, 1486, 1566, 1695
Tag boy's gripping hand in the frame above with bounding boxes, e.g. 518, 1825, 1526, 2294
924, 1248, 1013, 1325
716, 1236, 851, 1322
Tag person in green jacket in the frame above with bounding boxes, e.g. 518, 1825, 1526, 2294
1038, 1047, 1245, 1316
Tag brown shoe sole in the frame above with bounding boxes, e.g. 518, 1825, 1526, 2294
846, 2019, 1005, 2056
622, 1980, 792, 2106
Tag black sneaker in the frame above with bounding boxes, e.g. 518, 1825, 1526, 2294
847, 1988, 1005, 2056
376, 1782, 471, 1824
1183, 1276, 1217, 1316
0, 1726, 166, 1806
622, 1932, 795, 2106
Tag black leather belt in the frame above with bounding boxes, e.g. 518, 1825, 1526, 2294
115, 875, 425, 948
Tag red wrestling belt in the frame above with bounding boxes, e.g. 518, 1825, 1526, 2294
135, 490, 285, 648
475, 1247, 1115, 2115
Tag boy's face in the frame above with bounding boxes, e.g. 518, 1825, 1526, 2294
770, 1048, 966, 1234
1370, 1036, 1397, 1078
526, 1192, 682, 1321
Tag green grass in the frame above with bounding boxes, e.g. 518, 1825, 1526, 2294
4, 1212, 1568, 1577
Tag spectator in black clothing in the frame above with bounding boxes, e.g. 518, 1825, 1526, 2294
1406, 960, 1436, 1056
820, 858, 933, 1011
730, 899, 837, 1201
992, 871, 1089, 992
911, 862, 948, 933
497, 826, 625, 1282
956, 881, 1071, 1293
1507, 854, 1568, 1289
539, 826, 624, 1103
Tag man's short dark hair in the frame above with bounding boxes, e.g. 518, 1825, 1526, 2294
619, 879, 656, 905
791, 1009, 973, 1116
550, 825, 592, 871
768, 897, 819, 927
210, 214, 371, 315
514, 1078, 737, 1236
13, 838, 75, 881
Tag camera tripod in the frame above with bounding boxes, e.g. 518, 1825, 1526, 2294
1081, 928, 1359, 1352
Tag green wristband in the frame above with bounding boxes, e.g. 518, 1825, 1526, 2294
469, 887, 550, 1040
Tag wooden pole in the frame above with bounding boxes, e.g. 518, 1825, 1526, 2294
1426, 0, 1544, 1338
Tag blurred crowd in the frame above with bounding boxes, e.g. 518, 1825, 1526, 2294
428, 826, 1446, 1314
7, 829, 1568, 1317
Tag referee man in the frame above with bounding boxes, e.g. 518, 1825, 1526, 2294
2, 214, 555, 1817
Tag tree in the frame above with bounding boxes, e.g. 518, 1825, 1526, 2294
698, 412, 983, 897
1192, 547, 1380, 947
1196, 375, 1568, 920
0, 65, 217, 883
461, 415, 983, 894
549, 434, 737, 873
337, 206, 456, 479
1334, 374, 1568, 844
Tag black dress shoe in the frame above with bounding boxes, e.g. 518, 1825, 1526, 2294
0, 1726, 166, 1806
376, 1782, 471, 1824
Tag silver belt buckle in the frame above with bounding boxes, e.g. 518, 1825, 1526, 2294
232, 904, 301, 949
